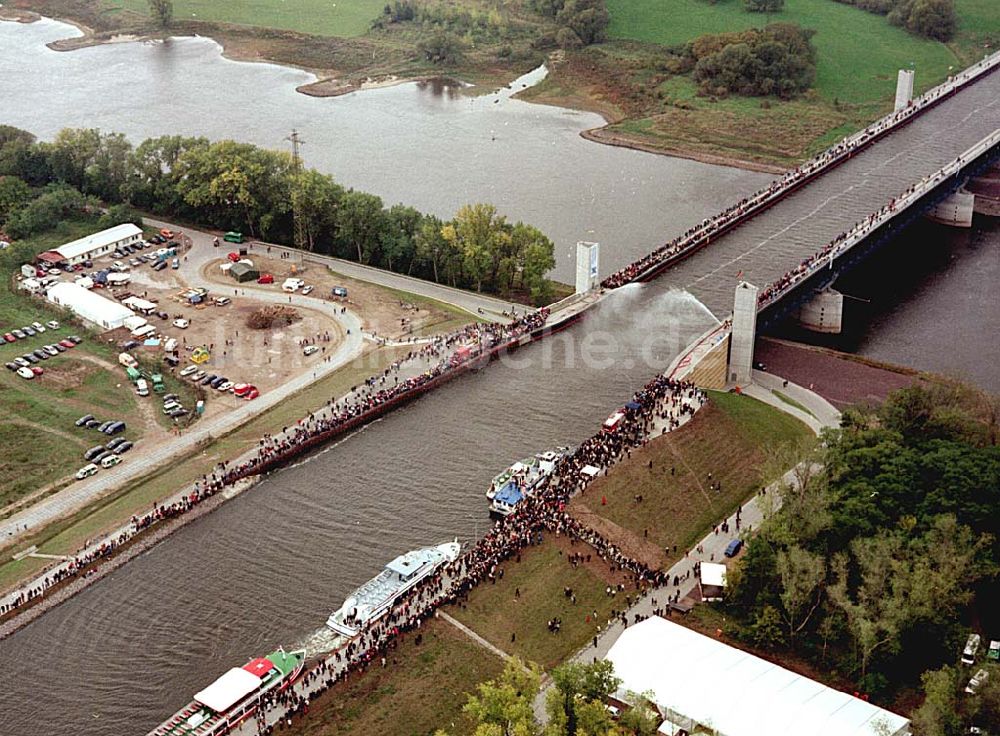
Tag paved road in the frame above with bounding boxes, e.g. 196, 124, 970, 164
0, 229, 366, 548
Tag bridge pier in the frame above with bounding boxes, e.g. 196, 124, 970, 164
575, 241, 600, 294
926, 190, 976, 227
728, 281, 758, 386
795, 288, 844, 334
894, 69, 915, 111
964, 162, 1000, 216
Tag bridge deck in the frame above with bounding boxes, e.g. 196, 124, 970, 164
656, 67, 1000, 318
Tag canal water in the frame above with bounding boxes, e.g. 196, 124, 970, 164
0, 15, 997, 736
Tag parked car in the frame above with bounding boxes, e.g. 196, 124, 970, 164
724, 539, 744, 558
100, 454, 123, 469
84, 446, 106, 461
155, 310, 169, 320
150, 234, 164, 244
303, 345, 320, 356
210, 376, 227, 389
171, 258, 180, 269
245, 387, 260, 400
201, 374, 217, 385
136, 378, 149, 397
12, 329, 26, 339
159, 228, 175, 238
52, 343, 66, 352
172, 318, 190, 329
75, 463, 100, 480
14, 357, 30, 368
91, 449, 113, 464
162, 402, 181, 414
16, 366, 34, 379
218, 381, 233, 392
106, 437, 126, 451
331, 286, 348, 298
67, 335, 82, 344
966, 669, 990, 695
257, 273, 274, 284
213, 296, 231, 306
84, 418, 101, 429
22, 326, 36, 336
115, 441, 134, 453
75, 414, 96, 427
164, 354, 179, 367
32, 349, 49, 360
3, 333, 15, 343
233, 383, 250, 397
111, 261, 128, 272
5, 362, 17, 371
191, 370, 207, 381
104, 421, 126, 435
97, 421, 114, 433
168, 408, 189, 418
301, 285, 314, 295
58, 339, 75, 349
43, 344, 59, 356
46, 321, 59, 329
180, 365, 199, 377
163, 393, 179, 402
129, 258, 141, 267
22, 353, 38, 364
31, 321, 46, 333
30, 366, 43, 376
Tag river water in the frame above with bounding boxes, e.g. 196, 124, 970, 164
0, 15, 996, 736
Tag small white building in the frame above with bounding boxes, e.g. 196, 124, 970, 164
122, 296, 157, 315
46, 224, 143, 265
606, 617, 911, 736
46, 282, 135, 330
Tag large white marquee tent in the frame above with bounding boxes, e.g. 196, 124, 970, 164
606, 617, 911, 736
46, 282, 134, 330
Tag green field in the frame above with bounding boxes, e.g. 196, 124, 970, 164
108, 0, 386, 38
606, 0, 959, 105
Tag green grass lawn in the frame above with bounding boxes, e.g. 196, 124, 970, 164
606, 0, 959, 105
290, 619, 502, 736
108, 0, 386, 38
451, 541, 623, 670
571, 391, 811, 564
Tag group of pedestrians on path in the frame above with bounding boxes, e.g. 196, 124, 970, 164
0, 310, 551, 624
600, 50, 1000, 292
237, 375, 707, 736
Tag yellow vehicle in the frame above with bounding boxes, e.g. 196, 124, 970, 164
191, 346, 211, 364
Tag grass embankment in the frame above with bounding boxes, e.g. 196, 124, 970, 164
570, 391, 811, 567
282, 391, 813, 736
292, 618, 504, 736
529, 0, 998, 167
0, 219, 196, 511
0, 345, 408, 592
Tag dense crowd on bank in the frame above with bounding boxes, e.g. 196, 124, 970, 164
239, 375, 706, 735
0, 309, 552, 622
599, 51, 1000, 292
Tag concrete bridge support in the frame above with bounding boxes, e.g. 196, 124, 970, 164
795, 288, 844, 334
728, 281, 758, 386
926, 191, 976, 227
895, 69, 915, 111
575, 241, 600, 294
964, 162, 1000, 216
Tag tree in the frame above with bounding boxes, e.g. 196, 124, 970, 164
335, 190, 386, 264
556, 0, 610, 45
911, 666, 963, 736
0, 175, 31, 225
148, 0, 173, 29
98, 203, 143, 230
291, 169, 344, 252
775, 545, 826, 642
418, 31, 464, 64
443, 203, 509, 292
546, 660, 620, 736
463, 658, 541, 736
5, 184, 94, 239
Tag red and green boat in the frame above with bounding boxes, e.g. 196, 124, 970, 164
149, 648, 306, 736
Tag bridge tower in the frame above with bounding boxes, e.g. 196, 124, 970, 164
895, 69, 914, 111
575, 241, 600, 294
728, 281, 758, 386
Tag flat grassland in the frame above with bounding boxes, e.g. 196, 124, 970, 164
291, 618, 503, 736
108, 0, 386, 38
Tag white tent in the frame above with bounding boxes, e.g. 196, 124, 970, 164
45, 282, 134, 330
194, 667, 261, 713
606, 618, 911, 736
122, 296, 157, 313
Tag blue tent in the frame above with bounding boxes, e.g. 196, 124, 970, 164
494, 482, 524, 507
624, 400, 642, 411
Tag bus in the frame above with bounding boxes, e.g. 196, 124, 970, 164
224, 231, 243, 243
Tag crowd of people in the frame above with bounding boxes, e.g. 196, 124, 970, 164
755, 142, 988, 309
238, 374, 707, 735
599, 51, 1000, 292
0, 309, 554, 624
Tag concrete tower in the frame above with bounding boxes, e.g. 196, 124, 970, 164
895, 69, 915, 111
575, 241, 600, 294
729, 281, 758, 386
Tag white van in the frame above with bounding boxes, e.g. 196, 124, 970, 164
282, 278, 304, 292
100, 454, 123, 469
963, 633, 982, 665
118, 352, 138, 369
164, 338, 178, 353
136, 378, 149, 397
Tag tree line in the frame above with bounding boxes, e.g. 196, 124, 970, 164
832, 0, 956, 40
0, 125, 558, 303
722, 383, 1000, 727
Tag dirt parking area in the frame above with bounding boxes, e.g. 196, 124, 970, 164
202, 254, 475, 339
93, 254, 345, 403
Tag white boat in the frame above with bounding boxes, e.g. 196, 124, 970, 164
485, 448, 569, 501
325, 541, 461, 637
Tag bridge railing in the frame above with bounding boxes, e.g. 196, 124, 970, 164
756, 128, 1000, 312
600, 50, 1000, 292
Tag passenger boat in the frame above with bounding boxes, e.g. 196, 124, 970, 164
485, 448, 569, 500
325, 541, 461, 637
148, 648, 306, 736
487, 447, 569, 516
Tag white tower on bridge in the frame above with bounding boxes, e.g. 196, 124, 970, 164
575, 241, 600, 294
895, 69, 915, 111
729, 281, 758, 386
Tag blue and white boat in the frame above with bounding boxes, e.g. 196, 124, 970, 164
325, 541, 461, 637
485, 448, 569, 501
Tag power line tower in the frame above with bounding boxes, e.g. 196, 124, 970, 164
286, 129, 308, 251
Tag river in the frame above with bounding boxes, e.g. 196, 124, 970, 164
0, 14, 996, 735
